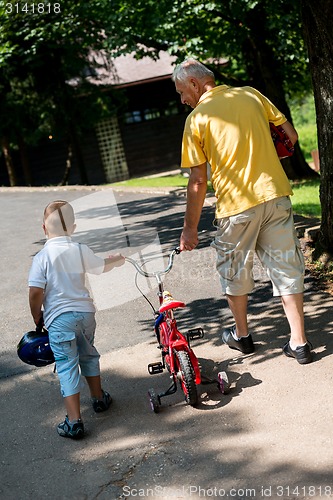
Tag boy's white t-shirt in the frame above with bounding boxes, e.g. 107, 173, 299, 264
28, 236, 105, 328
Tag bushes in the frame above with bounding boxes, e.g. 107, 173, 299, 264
290, 94, 318, 162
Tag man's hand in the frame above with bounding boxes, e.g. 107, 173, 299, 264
180, 227, 199, 251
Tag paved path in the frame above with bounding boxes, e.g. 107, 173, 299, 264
1, 187, 333, 500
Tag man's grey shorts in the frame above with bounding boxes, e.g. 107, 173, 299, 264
211, 196, 305, 296
48, 311, 100, 397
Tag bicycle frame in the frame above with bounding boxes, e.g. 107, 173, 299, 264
157, 311, 201, 385
125, 248, 203, 405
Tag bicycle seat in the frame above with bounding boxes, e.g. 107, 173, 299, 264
159, 290, 186, 312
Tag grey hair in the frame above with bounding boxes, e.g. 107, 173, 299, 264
172, 58, 215, 83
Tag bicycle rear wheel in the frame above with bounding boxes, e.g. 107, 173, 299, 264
174, 350, 198, 406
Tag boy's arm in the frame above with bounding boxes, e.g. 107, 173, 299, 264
29, 286, 44, 326
103, 253, 125, 273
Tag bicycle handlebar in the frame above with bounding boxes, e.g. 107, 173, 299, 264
125, 247, 181, 279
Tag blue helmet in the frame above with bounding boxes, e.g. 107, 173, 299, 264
17, 327, 55, 367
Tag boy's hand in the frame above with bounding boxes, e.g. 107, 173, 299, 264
36, 316, 44, 331
29, 286, 44, 327
104, 253, 125, 272
108, 253, 125, 266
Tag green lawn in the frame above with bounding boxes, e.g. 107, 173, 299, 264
290, 178, 321, 218
112, 175, 321, 219
112, 173, 189, 188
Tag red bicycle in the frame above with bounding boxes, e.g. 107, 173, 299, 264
125, 247, 230, 412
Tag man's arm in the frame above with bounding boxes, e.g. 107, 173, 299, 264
29, 286, 44, 326
180, 163, 208, 251
281, 120, 298, 145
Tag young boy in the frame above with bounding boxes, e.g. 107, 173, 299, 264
28, 200, 125, 439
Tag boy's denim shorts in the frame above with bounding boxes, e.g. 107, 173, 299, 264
211, 197, 305, 297
48, 311, 100, 397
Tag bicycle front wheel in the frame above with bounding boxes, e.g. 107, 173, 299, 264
174, 350, 198, 406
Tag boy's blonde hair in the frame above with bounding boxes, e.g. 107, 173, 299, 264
43, 200, 75, 236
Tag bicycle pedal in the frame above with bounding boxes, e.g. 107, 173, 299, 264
187, 328, 204, 341
148, 362, 164, 375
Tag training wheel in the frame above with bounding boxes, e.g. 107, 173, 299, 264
217, 371, 230, 394
148, 388, 160, 413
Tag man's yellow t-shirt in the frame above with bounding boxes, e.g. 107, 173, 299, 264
181, 85, 293, 218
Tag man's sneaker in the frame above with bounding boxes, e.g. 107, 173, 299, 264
283, 341, 313, 364
222, 325, 255, 354
92, 390, 112, 413
57, 416, 84, 439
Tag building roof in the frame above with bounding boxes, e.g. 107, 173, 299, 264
89, 50, 177, 88
82, 50, 228, 89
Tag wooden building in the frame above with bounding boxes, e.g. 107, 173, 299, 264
0, 52, 188, 186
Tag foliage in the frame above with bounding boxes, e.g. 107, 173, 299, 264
0, 0, 313, 143
107, 0, 311, 99
0, 1, 120, 146
290, 94, 318, 161
0, 0, 318, 183
105, 0, 315, 180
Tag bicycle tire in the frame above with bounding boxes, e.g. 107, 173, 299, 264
174, 350, 198, 406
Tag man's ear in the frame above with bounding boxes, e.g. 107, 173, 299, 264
190, 77, 200, 93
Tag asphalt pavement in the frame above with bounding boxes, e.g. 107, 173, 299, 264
1, 185, 333, 500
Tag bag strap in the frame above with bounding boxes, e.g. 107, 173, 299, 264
78, 243, 86, 273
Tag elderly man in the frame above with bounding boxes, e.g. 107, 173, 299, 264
172, 58, 312, 364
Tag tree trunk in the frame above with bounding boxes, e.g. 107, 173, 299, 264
69, 122, 89, 185
1, 136, 17, 187
301, 0, 333, 257
243, 4, 316, 180
18, 135, 33, 186
59, 142, 73, 186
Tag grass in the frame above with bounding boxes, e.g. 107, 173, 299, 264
112, 173, 189, 188
112, 172, 330, 286
290, 178, 321, 218
290, 93, 318, 162
112, 173, 321, 219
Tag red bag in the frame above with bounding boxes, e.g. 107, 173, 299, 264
269, 123, 295, 159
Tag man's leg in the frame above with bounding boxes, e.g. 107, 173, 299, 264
222, 294, 254, 354
280, 292, 307, 347
280, 292, 312, 364
226, 294, 249, 337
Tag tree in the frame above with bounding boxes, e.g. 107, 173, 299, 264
0, 0, 319, 186
301, 0, 333, 256
106, 0, 316, 179
0, 1, 119, 185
